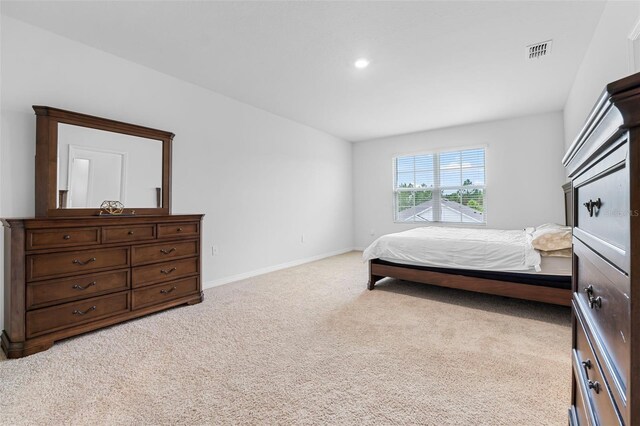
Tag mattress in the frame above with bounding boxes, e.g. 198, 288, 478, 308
363, 226, 542, 272
378, 255, 571, 276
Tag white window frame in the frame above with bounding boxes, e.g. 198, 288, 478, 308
392, 146, 487, 225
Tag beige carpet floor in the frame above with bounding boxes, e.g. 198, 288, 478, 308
0, 251, 571, 425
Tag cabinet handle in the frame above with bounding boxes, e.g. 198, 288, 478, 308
63, 234, 71, 240
583, 198, 602, 217
587, 380, 600, 394
128, 230, 135, 235
160, 247, 176, 255
584, 285, 602, 309
581, 359, 592, 379
72, 305, 97, 315
160, 267, 177, 274
160, 286, 177, 294
73, 257, 96, 266
73, 281, 97, 290
177, 227, 183, 232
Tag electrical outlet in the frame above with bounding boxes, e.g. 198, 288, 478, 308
211, 245, 219, 256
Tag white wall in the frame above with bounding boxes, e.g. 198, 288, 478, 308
564, 1, 640, 149
352, 112, 566, 248
0, 16, 354, 329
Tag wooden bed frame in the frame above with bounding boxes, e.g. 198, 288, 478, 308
367, 259, 571, 306
367, 185, 573, 307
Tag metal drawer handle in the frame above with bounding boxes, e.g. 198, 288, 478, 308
73, 281, 96, 290
160, 247, 176, 255
128, 230, 135, 235
584, 285, 602, 309
73, 257, 96, 266
583, 198, 601, 217
177, 227, 183, 232
63, 234, 71, 240
72, 305, 97, 315
160, 286, 177, 294
581, 359, 592, 379
160, 267, 177, 274
587, 380, 600, 394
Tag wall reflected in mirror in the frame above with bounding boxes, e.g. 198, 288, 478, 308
57, 124, 163, 208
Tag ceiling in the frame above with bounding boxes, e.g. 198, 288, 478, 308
1, 1, 606, 142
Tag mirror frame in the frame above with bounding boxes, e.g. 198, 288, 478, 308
33, 105, 173, 217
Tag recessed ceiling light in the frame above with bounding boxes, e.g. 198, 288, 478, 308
354, 58, 370, 69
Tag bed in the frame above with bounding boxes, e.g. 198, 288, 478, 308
364, 222, 572, 307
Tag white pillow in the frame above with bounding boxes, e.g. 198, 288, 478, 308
531, 224, 572, 251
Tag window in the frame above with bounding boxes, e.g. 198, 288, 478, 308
394, 147, 486, 224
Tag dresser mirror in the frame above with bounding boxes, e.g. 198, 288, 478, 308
34, 106, 172, 217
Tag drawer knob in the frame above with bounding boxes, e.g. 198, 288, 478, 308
72, 257, 97, 266
583, 198, 602, 217
160, 267, 177, 274
177, 227, 183, 232
72, 305, 97, 316
587, 380, 600, 394
63, 235, 71, 240
160, 247, 176, 255
128, 231, 135, 235
72, 281, 97, 291
160, 286, 177, 294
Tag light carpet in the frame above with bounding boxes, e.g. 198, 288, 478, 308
0, 251, 571, 425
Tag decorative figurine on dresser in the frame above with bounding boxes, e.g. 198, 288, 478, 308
563, 72, 640, 425
1, 106, 204, 358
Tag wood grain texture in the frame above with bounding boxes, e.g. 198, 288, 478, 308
2, 214, 204, 358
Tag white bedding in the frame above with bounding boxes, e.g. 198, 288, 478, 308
362, 226, 541, 272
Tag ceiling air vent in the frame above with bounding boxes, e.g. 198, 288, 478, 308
527, 40, 552, 60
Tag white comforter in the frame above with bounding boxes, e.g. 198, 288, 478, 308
362, 227, 541, 272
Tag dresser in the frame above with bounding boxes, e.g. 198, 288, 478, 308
563, 72, 640, 425
1, 215, 204, 358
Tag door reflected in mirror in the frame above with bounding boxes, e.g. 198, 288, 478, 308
57, 123, 163, 209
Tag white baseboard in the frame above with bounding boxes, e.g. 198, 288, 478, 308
203, 247, 358, 289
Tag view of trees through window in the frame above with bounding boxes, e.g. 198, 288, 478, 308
394, 148, 486, 223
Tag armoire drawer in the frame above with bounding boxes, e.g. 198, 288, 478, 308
573, 139, 629, 272
573, 305, 622, 425
27, 247, 130, 281
26, 269, 130, 309
574, 238, 629, 403
157, 222, 199, 238
102, 225, 156, 243
131, 257, 198, 288
25, 291, 130, 338
131, 276, 199, 310
26, 227, 101, 250
131, 240, 199, 265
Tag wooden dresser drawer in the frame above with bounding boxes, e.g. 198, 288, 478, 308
26, 292, 130, 338
573, 139, 629, 272
131, 240, 199, 266
26, 269, 130, 310
573, 304, 623, 425
132, 257, 198, 288
157, 222, 199, 239
27, 247, 130, 281
102, 224, 156, 243
131, 277, 199, 310
26, 227, 100, 250
574, 238, 629, 404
